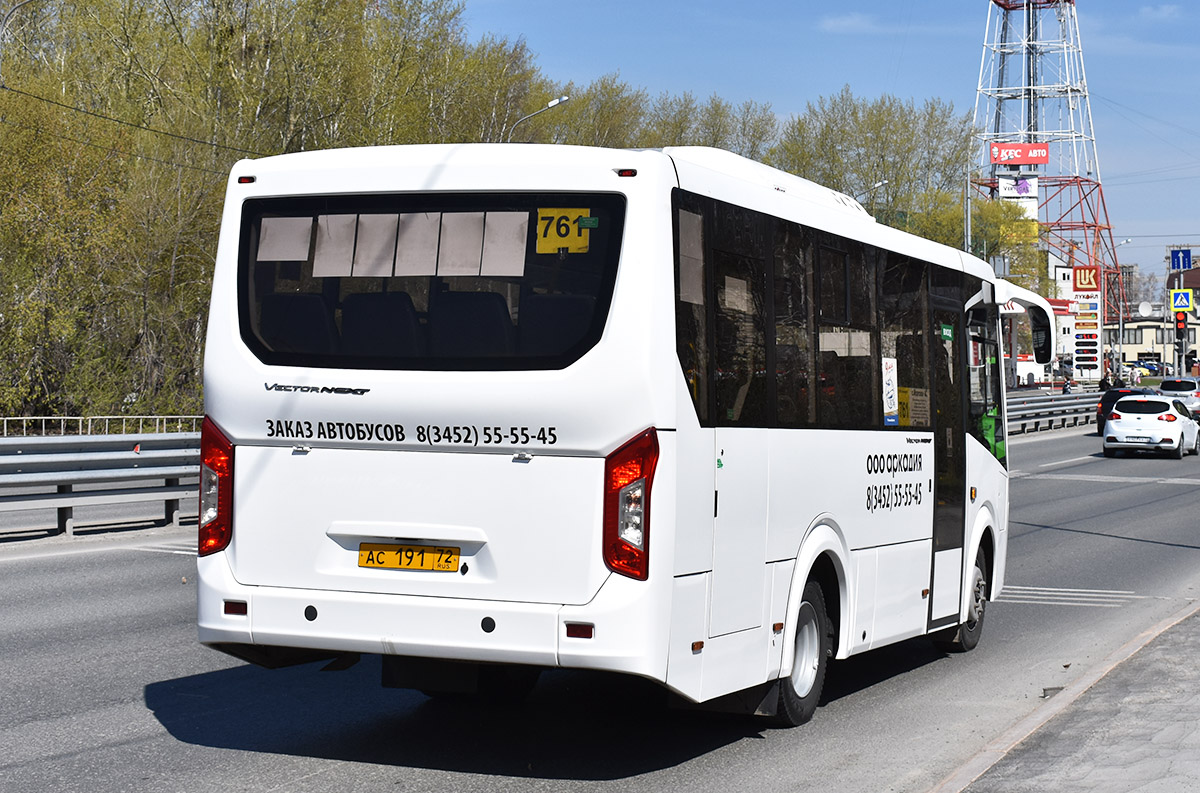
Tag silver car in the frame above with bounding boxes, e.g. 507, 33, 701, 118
1102, 395, 1200, 459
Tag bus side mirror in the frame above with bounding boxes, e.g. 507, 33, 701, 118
1029, 306, 1053, 365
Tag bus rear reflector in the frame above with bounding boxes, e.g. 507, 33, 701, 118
602, 429, 659, 581
199, 416, 235, 556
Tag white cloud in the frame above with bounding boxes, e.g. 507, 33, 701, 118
819, 13, 885, 34
1139, 5, 1183, 22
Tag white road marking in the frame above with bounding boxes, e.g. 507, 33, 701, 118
1012, 471, 1200, 486
131, 546, 195, 556
997, 585, 1147, 608
1037, 456, 1094, 467
0, 533, 196, 562
130, 539, 196, 556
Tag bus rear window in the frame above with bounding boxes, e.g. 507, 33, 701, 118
239, 193, 625, 370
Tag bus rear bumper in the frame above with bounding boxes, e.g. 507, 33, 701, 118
197, 553, 667, 681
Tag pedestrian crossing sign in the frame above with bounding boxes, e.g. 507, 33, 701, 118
1170, 289, 1193, 311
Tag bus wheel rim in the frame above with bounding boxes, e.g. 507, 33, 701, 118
968, 566, 986, 626
790, 602, 819, 697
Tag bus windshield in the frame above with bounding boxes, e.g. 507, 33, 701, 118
239, 192, 625, 370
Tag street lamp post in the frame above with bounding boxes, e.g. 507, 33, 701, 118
853, 180, 888, 209
507, 95, 569, 143
1115, 237, 1131, 376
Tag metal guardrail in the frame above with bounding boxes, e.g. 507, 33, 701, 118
1006, 391, 1099, 434
0, 415, 202, 437
0, 432, 200, 536
0, 396, 1109, 541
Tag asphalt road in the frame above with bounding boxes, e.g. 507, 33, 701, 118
2, 425, 1199, 793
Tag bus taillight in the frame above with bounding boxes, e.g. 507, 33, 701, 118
603, 429, 659, 581
199, 416, 235, 556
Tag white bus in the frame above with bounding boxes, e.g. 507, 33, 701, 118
198, 144, 1053, 725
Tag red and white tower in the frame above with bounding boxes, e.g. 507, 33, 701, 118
974, 0, 1122, 379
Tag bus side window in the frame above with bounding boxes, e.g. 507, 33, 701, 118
967, 301, 1005, 465
774, 220, 812, 427
714, 250, 768, 425
880, 253, 931, 428
675, 205, 709, 424
816, 240, 879, 428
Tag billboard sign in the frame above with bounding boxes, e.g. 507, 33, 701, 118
989, 142, 1050, 165
997, 175, 1039, 198
1073, 265, 1100, 292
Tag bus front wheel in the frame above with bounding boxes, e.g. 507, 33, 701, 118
935, 549, 987, 653
773, 580, 831, 727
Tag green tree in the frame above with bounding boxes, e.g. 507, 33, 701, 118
0, 2, 1061, 419
767, 85, 974, 228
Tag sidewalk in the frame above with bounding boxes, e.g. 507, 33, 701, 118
956, 605, 1200, 792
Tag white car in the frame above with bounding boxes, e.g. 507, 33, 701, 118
1102, 395, 1200, 459
1157, 379, 1200, 411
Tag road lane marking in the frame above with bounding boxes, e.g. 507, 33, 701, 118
131, 546, 195, 556
131, 539, 196, 556
996, 585, 1147, 608
0, 533, 196, 562
1011, 471, 1200, 485
1037, 456, 1094, 467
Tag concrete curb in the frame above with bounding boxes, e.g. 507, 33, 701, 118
927, 597, 1200, 793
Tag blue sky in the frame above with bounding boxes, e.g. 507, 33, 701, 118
460, 1, 1200, 284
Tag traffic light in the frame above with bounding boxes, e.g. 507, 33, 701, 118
1176, 311, 1188, 342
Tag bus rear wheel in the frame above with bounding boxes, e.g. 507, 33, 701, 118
773, 580, 831, 727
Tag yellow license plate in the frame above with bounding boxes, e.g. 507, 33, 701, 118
358, 543, 460, 572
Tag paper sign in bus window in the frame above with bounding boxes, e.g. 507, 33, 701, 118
352, 214, 399, 277
395, 213, 440, 276
536, 208, 591, 254
882, 357, 899, 426
313, 214, 357, 277
481, 212, 528, 277
678, 209, 705, 305
722, 276, 750, 313
257, 216, 313, 262
438, 212, 485, 276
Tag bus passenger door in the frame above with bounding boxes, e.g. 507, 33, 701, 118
711, 429, 768, 637
928, 305, 966, 629
708, 241, 770, 639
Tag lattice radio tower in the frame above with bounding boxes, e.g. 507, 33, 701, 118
974, 0, 1123, 333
